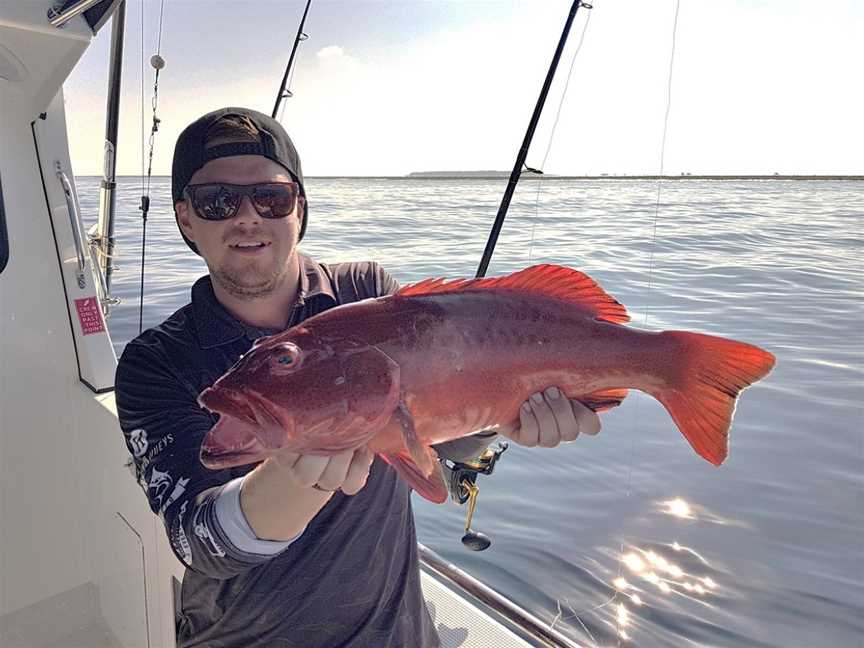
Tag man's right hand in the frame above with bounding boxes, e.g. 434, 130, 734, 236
270, 447, 375, 495
241, 448, 374, 541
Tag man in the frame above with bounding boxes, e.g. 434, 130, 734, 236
115, 107, 600, 648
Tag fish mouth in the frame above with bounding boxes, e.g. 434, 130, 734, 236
200, 416, 268, 469
198, 386, 256, 424
198, 386, 291, 468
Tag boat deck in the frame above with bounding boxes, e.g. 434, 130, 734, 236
1, 571, 537, 648
422, 571, 536, 647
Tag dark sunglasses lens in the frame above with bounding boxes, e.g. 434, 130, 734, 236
194, 185, 241, 220
252, 184, 298, 218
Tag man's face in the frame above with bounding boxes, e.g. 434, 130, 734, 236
176, 155, 302, 300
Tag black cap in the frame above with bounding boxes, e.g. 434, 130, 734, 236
171, 107, 308, 255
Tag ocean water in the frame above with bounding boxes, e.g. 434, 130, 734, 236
77, 177, 863, 648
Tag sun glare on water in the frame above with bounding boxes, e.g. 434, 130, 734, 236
664, 497, 693, 518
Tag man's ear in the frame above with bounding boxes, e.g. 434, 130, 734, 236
175, 200, 196, 242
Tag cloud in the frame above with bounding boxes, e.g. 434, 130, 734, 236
317, 45, 346, 60
315, 45, 360, 76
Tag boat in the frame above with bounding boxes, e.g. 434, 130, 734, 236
0, 2, 585, 646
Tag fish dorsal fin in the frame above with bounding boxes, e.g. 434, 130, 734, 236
396, 264, 630, 324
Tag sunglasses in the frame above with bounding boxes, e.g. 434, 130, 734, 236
183, 182, 301, 221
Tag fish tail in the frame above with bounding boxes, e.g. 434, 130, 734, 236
653, 331, 775, 465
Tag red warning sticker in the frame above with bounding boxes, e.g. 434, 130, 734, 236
74, 297, 105, 336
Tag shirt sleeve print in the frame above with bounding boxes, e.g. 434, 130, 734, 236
115, 341, 284, 578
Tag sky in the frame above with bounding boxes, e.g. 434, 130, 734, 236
63, 0, 863, 177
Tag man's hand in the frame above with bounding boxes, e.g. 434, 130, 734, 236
498, 386, 601, 448
270, 447, 374, 495
241, 447, 374, 541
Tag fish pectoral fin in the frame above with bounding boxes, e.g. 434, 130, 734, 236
381, 452, 448, 504
579, 388, 630, 412
393, 397, 437, 477
383, 394, 448, 502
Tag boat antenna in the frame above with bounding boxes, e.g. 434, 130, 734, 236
272, 0, 313, 118
475, 0, 592, 279
137, 0, 168, 334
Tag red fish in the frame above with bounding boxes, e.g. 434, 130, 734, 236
198, 265, 775, 503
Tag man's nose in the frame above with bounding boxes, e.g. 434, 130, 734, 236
233, 195, 262, 226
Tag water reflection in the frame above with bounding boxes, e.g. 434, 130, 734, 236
604, 498, 724, 642
658, 496, 749, 528
548, 497, 730, 646
619, 545, 716, 599
663, 497, 693, 519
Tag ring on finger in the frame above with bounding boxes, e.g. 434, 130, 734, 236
312, 483, 338, 492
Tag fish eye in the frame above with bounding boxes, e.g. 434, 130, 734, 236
270, 342, 302, 372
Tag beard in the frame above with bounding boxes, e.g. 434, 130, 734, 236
209, 257, 289, 300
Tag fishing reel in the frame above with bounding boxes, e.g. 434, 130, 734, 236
443, 442, 509, 551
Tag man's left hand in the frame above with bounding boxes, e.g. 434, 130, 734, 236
498, 386, 601, 448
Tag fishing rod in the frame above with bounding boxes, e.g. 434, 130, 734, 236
272, 0, 313, 118
476, 0, 591, 279
454, 1, 592, 552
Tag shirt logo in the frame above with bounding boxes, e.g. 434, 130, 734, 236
139, 433, 175, 471
148, 468, 173, 509
193, 508, 226, 558
147, 468, 189, 515
129, 428, 148, 458
172, 501, 193, 566
161, 477, 190, 514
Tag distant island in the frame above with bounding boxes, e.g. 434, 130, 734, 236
408, 170, 524, 178
407, 171, 863, 180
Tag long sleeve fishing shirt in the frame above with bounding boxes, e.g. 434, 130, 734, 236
115, 254, 496, 648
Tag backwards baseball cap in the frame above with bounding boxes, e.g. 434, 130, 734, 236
171, 106, 308, 254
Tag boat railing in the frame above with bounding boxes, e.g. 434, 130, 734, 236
419, 544, 584, 648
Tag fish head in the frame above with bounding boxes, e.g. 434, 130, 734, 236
198, 328, 401, 469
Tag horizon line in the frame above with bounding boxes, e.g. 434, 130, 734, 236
77, 174, 864, 180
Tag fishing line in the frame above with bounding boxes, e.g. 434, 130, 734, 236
137, 0, 168, 334
527, 5, 593, 265
550, 2, 682, 645
610, 2, 681, 646
137, 0, 146, 334
277, 62, 297, 123
276, 53, 298, 124
139, 1, 145, 199
512, 4, 626, 642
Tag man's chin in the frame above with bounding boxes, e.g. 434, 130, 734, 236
212, 268, 283, 300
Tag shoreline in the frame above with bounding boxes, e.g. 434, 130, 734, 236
394, 174, 861, 181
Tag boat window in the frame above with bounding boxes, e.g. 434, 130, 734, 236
0, 171, 7, 274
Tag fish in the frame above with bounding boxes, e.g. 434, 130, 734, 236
197, 264, 776, 503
